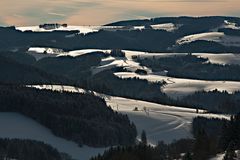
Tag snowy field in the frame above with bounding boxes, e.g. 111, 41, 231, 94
193, 53, 240, 65
209, 153, 225, 160
123, 50, 240, 66
106, 96, 229, 145
176, 32, 240, 47
28, 47, 111, 60
27, 47, 152, 74
27, 47, 240, 66
0, 112, 106, 160
16, 25, 101, 34
29, 85, 230, 146
115, 72, 240, 99
150, 23, 178, 32
92, 55, 151, 75
16, 23, 176, 35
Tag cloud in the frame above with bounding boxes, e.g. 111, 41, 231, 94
48, 12, 66, 17
0, 0, 239, 26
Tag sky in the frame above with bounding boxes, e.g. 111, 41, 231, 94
0, 0, 239, 26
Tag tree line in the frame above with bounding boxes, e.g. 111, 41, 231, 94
0, 138, 69, 160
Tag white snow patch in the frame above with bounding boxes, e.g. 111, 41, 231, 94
177, 32, 240, 47
133, 26, 145, 30
122, 50, 240, 66
59, 49, 111, 57
0, 112, 105, 160
28, 47, 64, 54
27, 47, 111, 60
193, 53, 240, 65
177, 32, 225, 44
27, 47, 64, 60
209, 152, 225, 160
16, 25, 99, 35
223, 20, 240, 30
91, 50, 152, 75
150, 23, 178, 32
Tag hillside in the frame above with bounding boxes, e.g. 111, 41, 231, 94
0, 85, 137, 147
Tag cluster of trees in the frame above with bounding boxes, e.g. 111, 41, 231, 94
35, 51, 105, 81
91, 114, 240, 160
219, 28, 240, 37
90, 139, 194, 160
175, 40, 240, 53
137, 54, 240, 81
0, 138, 68, 160
110, 49, 126, 57
0, 85, 137, 147
180, 90, 240, 113
0, 54, 69, 85
84, 70, 171, 105
192, 114, 240, 159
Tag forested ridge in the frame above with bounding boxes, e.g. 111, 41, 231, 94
137, 54, 240, 81
180, 90, 240, 113
2, 17, 240, 53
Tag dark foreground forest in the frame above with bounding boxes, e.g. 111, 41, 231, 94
91, 114, 240, 160
0, 85, 137, 147
0, 138, 70, 160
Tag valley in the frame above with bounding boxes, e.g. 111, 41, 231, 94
1, 16, 240, 159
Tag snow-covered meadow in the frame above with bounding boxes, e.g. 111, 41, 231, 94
176, 32, 240, 47
29, 85, 230, 146
115, 72, 240, 99
16, 25, 101, 34
28, 47, 111, 60
16, 23, 177, 35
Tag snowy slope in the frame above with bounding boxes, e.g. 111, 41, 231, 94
176, 32, 240, 47
223, 20, 240, 30
29, 85, 229, 145
123, 50, 240, 66
0, 112, 106, 160
92, 56, 151, 75
193, 53, 240, 65
150, 23, 178, 32
209, 153, 225, 160
115, 72, 240, 99
16, 22, 178, 35
27, 47, 111, 60
16, 25, 100, 34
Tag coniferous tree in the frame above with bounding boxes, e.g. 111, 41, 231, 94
141, 130, 147, 145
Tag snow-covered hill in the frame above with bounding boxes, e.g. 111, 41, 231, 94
115, 72, 240, 99
0, 112, 106, 160
26, 48, 240, 99
176, 32, 240, 47
16, 23, 177, 35
29, 85, 229, 145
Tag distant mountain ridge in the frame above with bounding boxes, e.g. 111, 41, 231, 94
1, 16, 240, 53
